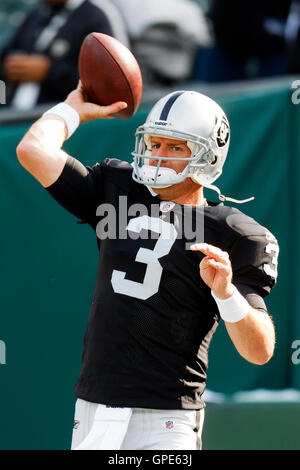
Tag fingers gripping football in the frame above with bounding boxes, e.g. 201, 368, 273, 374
65, 81, 128, 123
190, 243, 234, 299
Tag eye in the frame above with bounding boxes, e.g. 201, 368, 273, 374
171, 146, 184, 152
151, 143, 160, 150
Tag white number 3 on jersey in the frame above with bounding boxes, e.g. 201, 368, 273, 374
111, 216, 177, 300
263, 231, 279, 280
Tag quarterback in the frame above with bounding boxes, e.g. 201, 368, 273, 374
16, 83, 278, 450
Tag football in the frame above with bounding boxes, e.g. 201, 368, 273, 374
78, 32, 143, 119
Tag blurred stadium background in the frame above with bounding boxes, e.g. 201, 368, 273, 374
0, 0, 300, 451
0, 0, 37, 50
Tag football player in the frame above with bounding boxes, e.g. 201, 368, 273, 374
16, 82, 278, 450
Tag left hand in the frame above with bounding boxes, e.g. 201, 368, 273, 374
3, 53, 51, 82
190, 243, 234, 299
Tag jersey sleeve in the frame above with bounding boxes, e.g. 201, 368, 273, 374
230, 229, 279, 297
45, 155, 105, 229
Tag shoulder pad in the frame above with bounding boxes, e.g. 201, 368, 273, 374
226, 210, 272, 238
102, 158, 132, 170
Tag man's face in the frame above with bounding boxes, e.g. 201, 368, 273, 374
148, 136, 200, 200
149, 136, 191, 174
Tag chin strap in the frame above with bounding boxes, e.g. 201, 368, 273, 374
206, 183, 255, 204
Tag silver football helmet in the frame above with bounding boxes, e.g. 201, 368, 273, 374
132, 90, 253, 203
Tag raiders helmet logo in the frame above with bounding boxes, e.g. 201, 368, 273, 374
216, 119, 230, 147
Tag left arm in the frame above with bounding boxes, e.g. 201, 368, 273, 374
223, 307, 275, 365
190, 243, 275, 365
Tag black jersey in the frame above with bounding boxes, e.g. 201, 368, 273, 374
46, 157, 278, 409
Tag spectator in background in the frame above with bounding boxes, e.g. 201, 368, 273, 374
285, 0, 300, 73
0, 0, 128, 109
195, 0, 292, 82
112, 0, 212, 89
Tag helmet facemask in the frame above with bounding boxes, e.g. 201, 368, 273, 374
132, 123, 214, 189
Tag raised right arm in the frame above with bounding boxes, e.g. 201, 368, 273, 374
16, 82, 128, 187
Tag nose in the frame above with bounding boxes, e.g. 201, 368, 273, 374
149, 145, 167, 166
150, 156, 161, 167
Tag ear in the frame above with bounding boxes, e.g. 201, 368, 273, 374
144, 133, 152, 150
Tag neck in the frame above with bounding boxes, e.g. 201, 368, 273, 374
154, 180, 205, 206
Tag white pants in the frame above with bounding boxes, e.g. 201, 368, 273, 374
71, 398, 205, 450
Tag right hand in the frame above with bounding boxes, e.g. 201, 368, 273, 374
65, 81, 128, 123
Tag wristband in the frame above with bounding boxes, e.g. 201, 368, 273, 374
42, 102, 80, 139
211, 285, 249, 323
